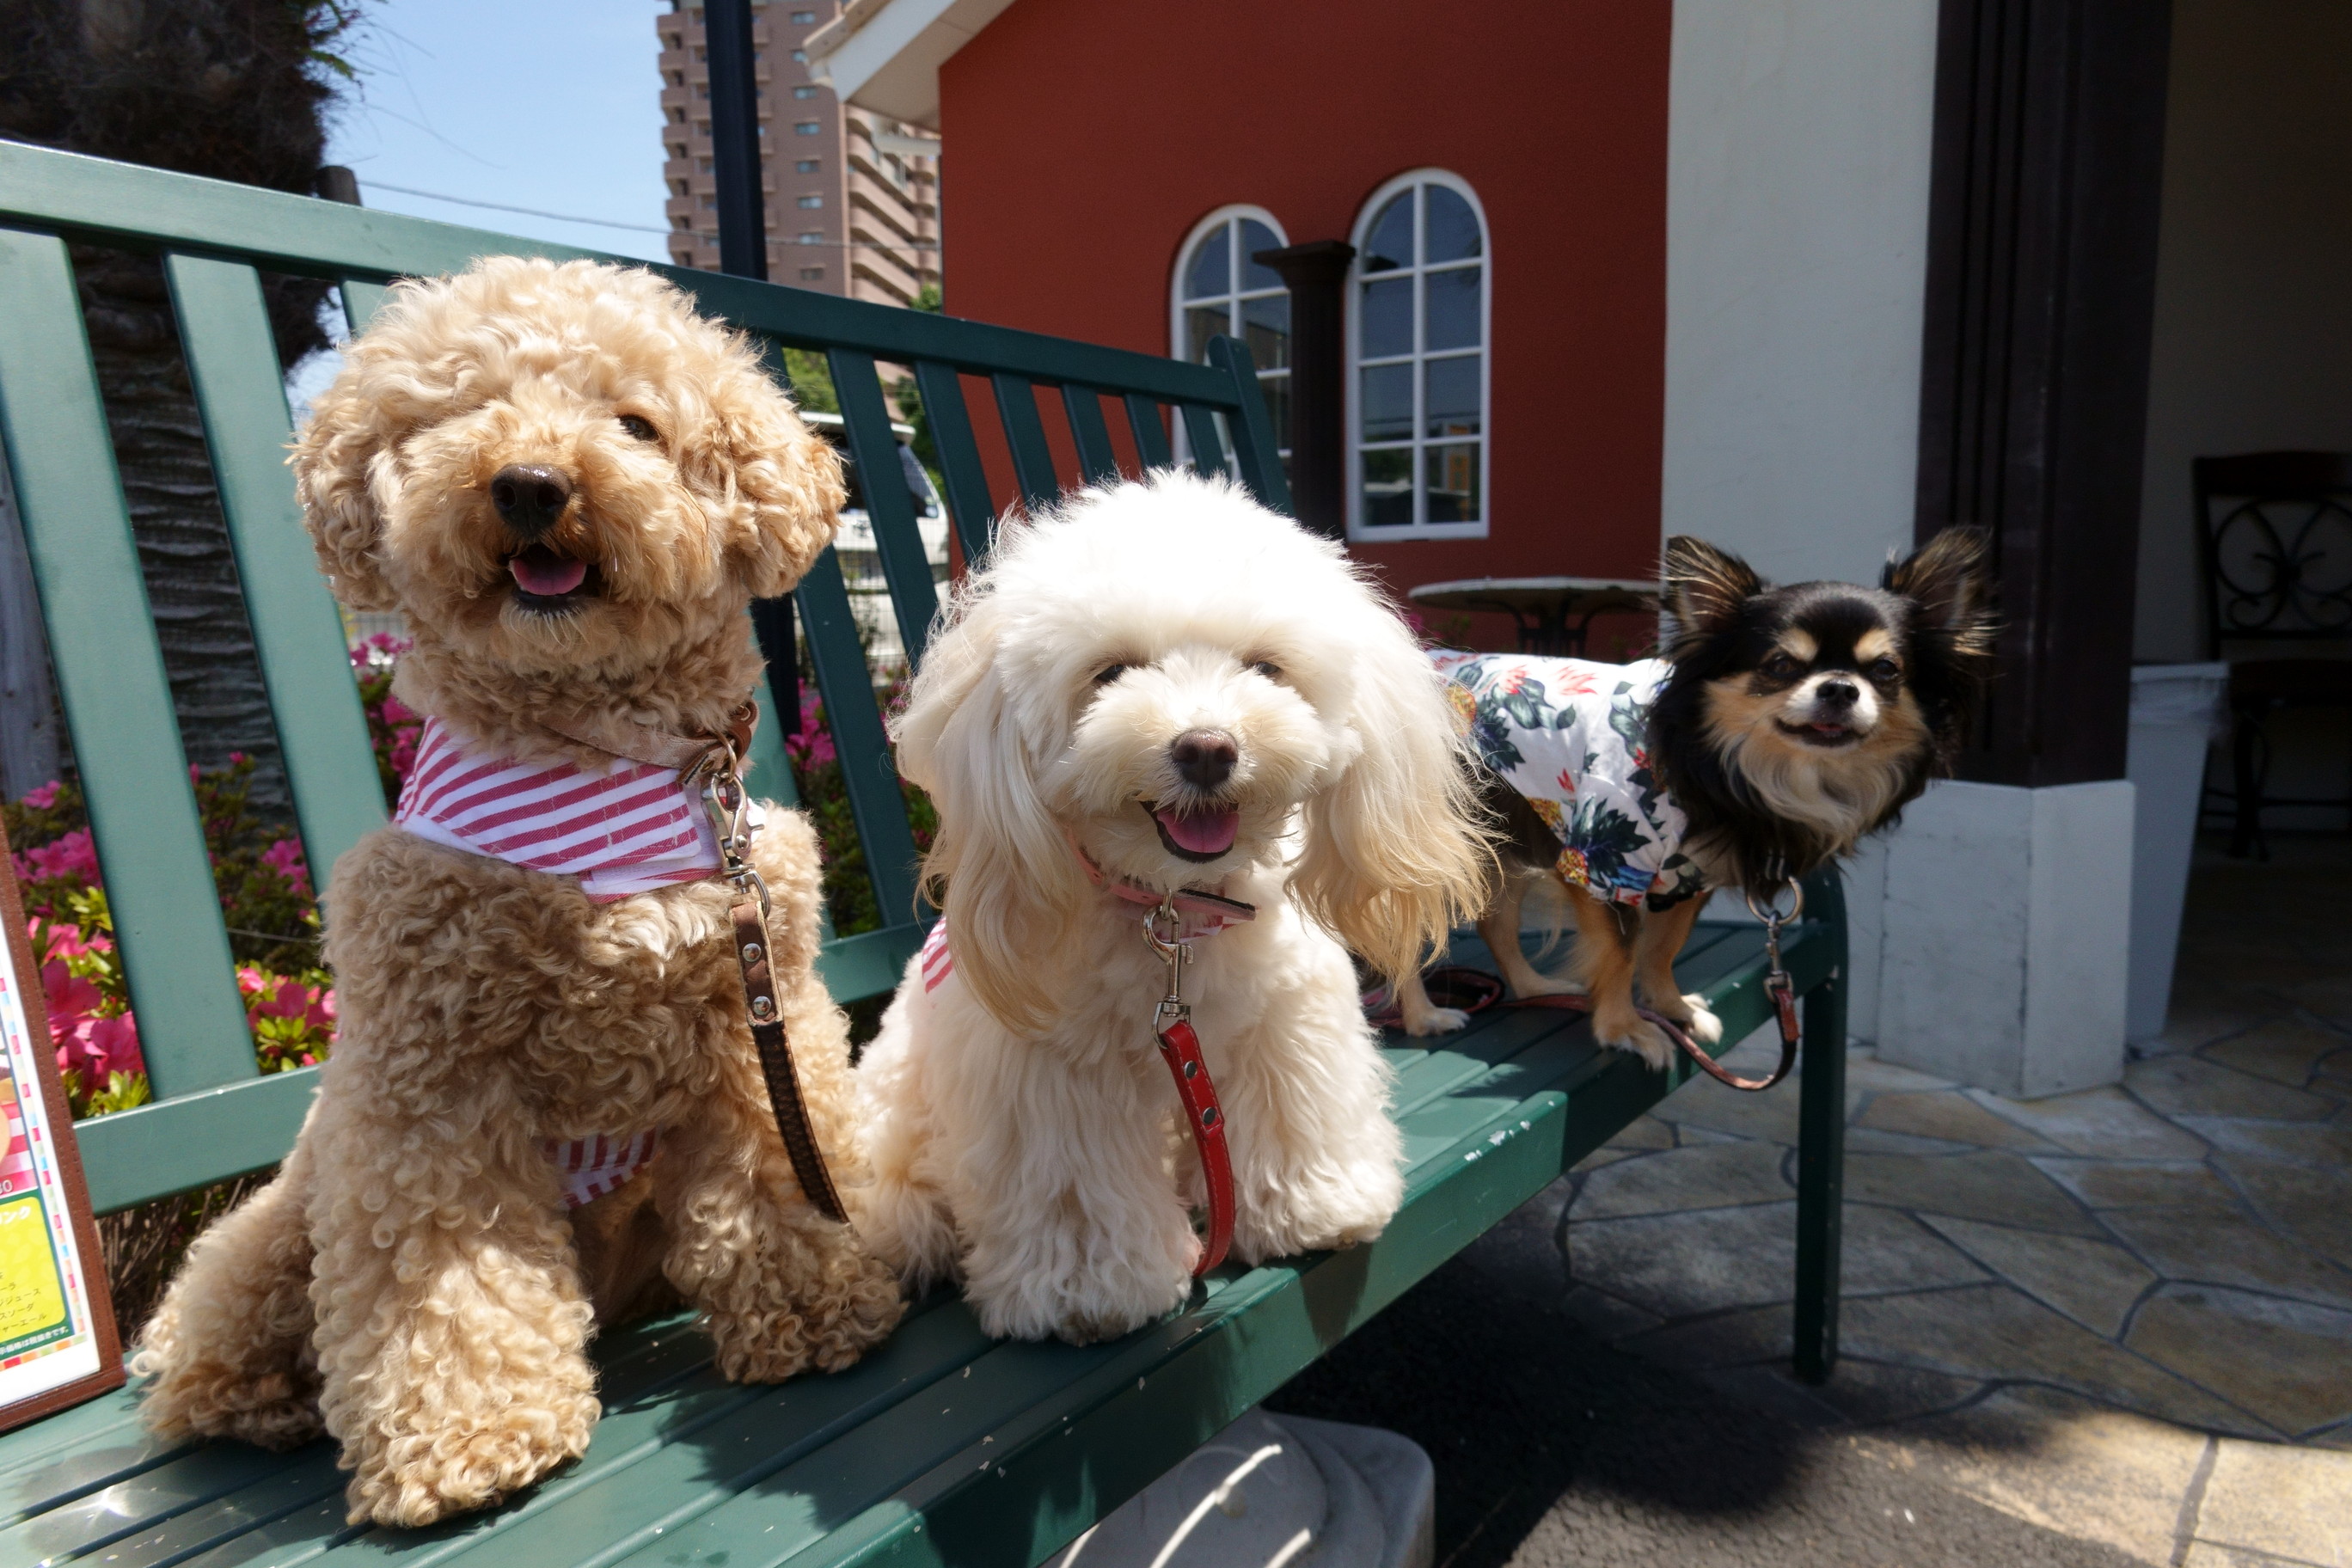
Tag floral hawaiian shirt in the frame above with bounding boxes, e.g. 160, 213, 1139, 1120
1431, 652, 1706, 910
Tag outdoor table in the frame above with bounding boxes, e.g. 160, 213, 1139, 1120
1407, 576, 1662, 657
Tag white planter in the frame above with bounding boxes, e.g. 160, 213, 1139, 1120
2124, 663, 2229, 1043
1877, 778, 2135, 1097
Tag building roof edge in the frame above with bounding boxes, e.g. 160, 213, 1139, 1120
805, 0, 1015, 130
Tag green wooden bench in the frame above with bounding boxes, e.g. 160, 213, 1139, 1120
0, 141, 1850, 1568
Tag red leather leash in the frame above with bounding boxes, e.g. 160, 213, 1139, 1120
1142, 893, 1249, 1275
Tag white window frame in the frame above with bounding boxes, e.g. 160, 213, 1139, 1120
1345, 168, 1491, 542
1168, 205, 1291, 471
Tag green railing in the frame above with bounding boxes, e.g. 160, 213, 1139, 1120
0, 140, 1291, 1212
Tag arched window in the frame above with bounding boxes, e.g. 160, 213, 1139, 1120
1170, 206, 1290, 469
1348, 171, 1488, 538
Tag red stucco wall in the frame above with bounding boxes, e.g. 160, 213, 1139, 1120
935, 0, 1670, 631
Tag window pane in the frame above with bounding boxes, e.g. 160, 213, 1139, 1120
1362, 193, 1412, 273
1242, 292, 1289, 371
1186, 304, 1228, 364
1185, 223, 1230, 302
1360, 277, 1412, 358
1259, 371, 1292, 455
1363, 449, 1414, 527
1424, 185, 1481, 263
1239, 219, 1284, 291
1426, 354, 1480, 438
1361, 363, 1413, 442
1425, 442, 1481, 524
1426, 266, 1481, 352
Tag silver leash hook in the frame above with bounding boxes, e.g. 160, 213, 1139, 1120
1144, 894, 1190, 1032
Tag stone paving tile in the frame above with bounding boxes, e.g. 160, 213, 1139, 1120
2126, 1287, 2352, 1440
1858, 1090, 2067, 1152
1837, 1283, 2266, 1436
1845, 1051, 1963, 1094
1965, 1085, 2213, 1160
1919, 1215, 2157, 1337
1572, 1200, 1985, 1320
1846, 1127, 1984, 1156
2099, 1205, 2352, 1311
2194, 1438, 2352, 1566
1650, 1074, 1809, 1144
2177, 1117, 2352, 1167
1775, 1357, 1985, 1426
2181, 1542, 2328, 1567
2031, 1157, 2238, 1210
2215, 1154, 2352, 1271
1843, 1148, 2108, 1238
1616, 1300, 1792, 1369
2203, 1020, 2351, 1088
1571, 1139, 1791, 1220
2289, 974, 2352, 1025
2130, 1056, 2341, 1121
1559, 1283, 1661, 1339
1891, 1385, 2214, 1568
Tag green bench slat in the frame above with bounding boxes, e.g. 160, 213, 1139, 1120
0, 145, 1249, 415
1057, 386, 1121, 486
829, 348, 941, 665
795, 548, 922, 932
72, 1066, 315, 1213
910, 360, 996, 564
989, 376, 1060, 510
166, 252, 389, 890
1176, 405, 1227, 479
1121, 395, 1173, 471
1205, 339, 1292, 514
0, 226, 259, 1099
337, 277, 389, 334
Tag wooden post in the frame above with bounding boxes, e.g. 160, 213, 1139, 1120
1914, 0, 2173, 786
706, 0, 769, 284
1254, 240, 1353, 540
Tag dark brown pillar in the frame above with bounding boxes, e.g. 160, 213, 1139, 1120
1914, 0, 2172, 786
1255, 240, 1354, 540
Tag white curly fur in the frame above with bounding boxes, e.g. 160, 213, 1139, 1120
130, 257, 903, 1527
853, 474, 1492, 1344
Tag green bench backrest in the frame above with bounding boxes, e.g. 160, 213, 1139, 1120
0, 141, 1291, 1214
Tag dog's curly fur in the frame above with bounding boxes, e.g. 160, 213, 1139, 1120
853, 475, 1492, 1344
131, 257, 903, 1527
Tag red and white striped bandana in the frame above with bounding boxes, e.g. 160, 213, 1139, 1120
541, 1129, 658, 1209
394, 715, 721, 901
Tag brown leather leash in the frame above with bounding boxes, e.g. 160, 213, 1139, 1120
543, 700, 848, 1224
1507, 879, 1805, 1093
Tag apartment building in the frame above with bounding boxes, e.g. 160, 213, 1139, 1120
655, 1, 940, 304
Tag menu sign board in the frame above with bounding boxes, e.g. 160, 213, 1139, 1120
0, 818, 121, 1429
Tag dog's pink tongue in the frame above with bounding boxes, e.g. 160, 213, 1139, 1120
1155, 805, 1239, 855
511, 549, 587, 596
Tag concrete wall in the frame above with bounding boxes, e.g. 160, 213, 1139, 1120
1663, 0, 1942, 1037
1662, 0, 1941, 590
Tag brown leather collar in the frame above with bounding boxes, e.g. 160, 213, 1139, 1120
537, 702, 756, 772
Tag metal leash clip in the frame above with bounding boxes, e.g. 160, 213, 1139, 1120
1143, 893, 1191, 1036
1745, 876, 1805, 1046
689, 741, 769, 920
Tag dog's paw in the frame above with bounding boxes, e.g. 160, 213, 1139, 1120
1510, 973, 1584, 1001
1400, 1004, 1471, 1036
1596, 1014, 1678, 1073
343, 1401, 597, 1527
1678, 995, 1724, 1045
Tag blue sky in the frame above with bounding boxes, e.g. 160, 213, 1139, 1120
323, 0, 675, 264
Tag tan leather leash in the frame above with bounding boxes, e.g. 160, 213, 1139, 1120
541, 701, 849, 1223
1140, 889, 1253, 1275
1507, 879, 1805, 1093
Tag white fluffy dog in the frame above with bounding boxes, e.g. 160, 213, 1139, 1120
853, 473, 1491, 1344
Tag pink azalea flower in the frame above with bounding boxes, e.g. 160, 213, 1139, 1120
260, 837, 312, 896
80, 1014, 142, 1080
19, 781, 61, 810
380, 694, 417, 726
21, 829, 100, 886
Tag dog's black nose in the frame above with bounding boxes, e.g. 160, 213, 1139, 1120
1172, 729, 1238, 789
1816, 679, 1860, 710
489, 464, 573, 537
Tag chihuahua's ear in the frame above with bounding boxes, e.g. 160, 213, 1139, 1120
1886, 526, 1994, 648
1662, 536, 1762, 635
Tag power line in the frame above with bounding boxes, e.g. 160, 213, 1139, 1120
355, 178, 672, 235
